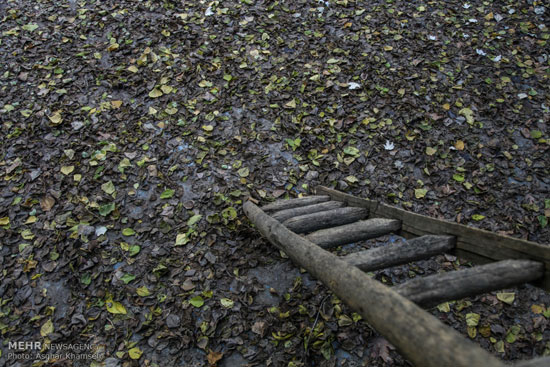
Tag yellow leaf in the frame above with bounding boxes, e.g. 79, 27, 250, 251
60, 166, 74, 175
127, 65, 138, 73
128, 347, 142, 360
21, 229, 35, 240
383, 45, 393, 51
111, 100, 123, 109
107, 42, 119, 51
202, 125, 214, 132
160, 85, 173, 94
175, 233, 189, 246
48, 111, 63, 124
106, 300, 127, 314
284, 99, 296, 109
442, 103, 450, 110
459, 107, 475, 124
531, 304, 544, 314
25, 216, 37, 224
425, 147, 437, 156
414, 188, 427, 198
496, 292, 515, 305
485, 12, 494, 20
0, 217, 9, 226
136, 286, 151, 297
455, 140, 465, 150
149, 106, 158, 115
40, 319, 54, 336
148, 88, 163, 98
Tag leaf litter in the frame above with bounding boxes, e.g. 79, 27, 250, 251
0, 0, 549, 366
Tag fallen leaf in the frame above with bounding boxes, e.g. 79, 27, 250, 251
128, 347, 142, 359
106, 300, 127, 314
40, 319, 54, 337
496, 292, 515, 305
207, 350, 223, 365
48, 111, 63, 124
40, 195, 55, 211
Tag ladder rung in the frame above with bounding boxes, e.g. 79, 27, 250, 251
271, 201, 345, 222
341, 235, 455, 271
395, 259, 544, 308
261, 195, 330, 213
307, 218, 402, 248
282, 207, 368, 234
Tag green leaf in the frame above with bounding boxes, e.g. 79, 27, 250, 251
506, 325, 521, 343
237, 167, 249, 177
128, 347, 143, 360
22, 23, 39, 32
530, 130, 542, 139
220, 298, 234, 308
122, 228, 136, 236
106, 300, 127, 314
189, 296, 204, 308
81, 273, 91, 285
221, 207, 237, 220
187, 214, 202, 226
538, 215, 548, 228
160, 189, 174, 199
459, 107, 475, 124
343, 146, 360, 157
148, 88, 163, 98
129, 245, 141, 257
497, 292, 515, 305
414, 188, 427, 199
99, 202, 115, 216
465, 313, 480, 327
437, 302, 450, 312
175, 233, 189, 246
40, 319, 54, 336
121, 273, 136, 284
453, 173, 465, 183
101, 181, 116, 195
471, 214, 485, 221
137, 286, 151, 297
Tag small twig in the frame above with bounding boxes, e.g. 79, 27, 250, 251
303, 294, 330, 364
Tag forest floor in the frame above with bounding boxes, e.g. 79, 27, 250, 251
0, 0, 549, 366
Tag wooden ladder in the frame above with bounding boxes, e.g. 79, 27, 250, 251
243, 186, 550, 367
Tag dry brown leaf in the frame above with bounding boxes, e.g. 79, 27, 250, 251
40, 195, 55, 211
207, 350, 223, 366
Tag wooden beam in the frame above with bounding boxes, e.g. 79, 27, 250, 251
306, 218, 402, 248
271, 201, 345, 222
514, 356, 550, 367
315, 186, 550, 291
244, 201, 504, 367
394, 260, 544, 308
341, 235, 455, 271
283, 207, 368, 234
261, 195, 330, 213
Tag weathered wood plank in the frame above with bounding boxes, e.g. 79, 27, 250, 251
514, 356, 550, 367
306, 218, 402, 248
341, 235, 455, 271
395, 260, 544, 308
271, 201, 345, 222
283, 207, 368, 234
315, 185, 550, 291
244, 201, 504, 367
261, 195, 330, 213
